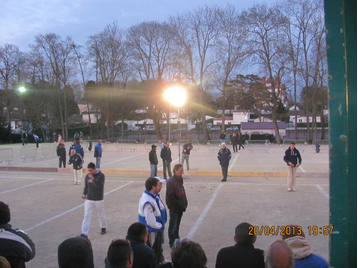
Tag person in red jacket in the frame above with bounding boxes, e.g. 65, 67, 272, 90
166, 164, 188, 248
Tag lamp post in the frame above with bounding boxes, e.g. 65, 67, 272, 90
163, 86, 187, 144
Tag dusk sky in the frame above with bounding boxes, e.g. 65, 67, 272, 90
1, 0, 278, 51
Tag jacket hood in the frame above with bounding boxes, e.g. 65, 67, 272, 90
285, 236, 313, 259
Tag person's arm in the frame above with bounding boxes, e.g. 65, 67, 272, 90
92, 173, 105, 189
166, 181, 178, 207
297, 151, 302, 165
143, 203, 163, 229
82, 176, 88, 197
16, 230, 36, 261
228, 149, 232, 161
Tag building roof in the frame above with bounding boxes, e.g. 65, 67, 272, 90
214, 116, 233, 121
241, 122, 286, 130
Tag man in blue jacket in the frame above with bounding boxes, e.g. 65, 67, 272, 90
283, 143, 302, 192
138, 177, 167, 264
94, 140, 102, 168
218, 143, 232, 182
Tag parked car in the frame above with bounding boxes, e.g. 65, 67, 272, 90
210, 126, 221, 131
226, 126, 239, 131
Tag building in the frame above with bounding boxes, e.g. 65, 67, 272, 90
241, 122, 286, 137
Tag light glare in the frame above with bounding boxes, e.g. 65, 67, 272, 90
164, 86, 187, 107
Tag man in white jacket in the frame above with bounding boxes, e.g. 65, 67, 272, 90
138, 177, 167, 264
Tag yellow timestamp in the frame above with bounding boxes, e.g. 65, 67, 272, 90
307, 226, 334, 236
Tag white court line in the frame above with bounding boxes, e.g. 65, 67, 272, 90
0, 179, 53, 195
187, 184, 223, 239
25, 181, 134, 232
299, 166, 306, 173
228, 154, 239, 172
101, 154, 144, 167
158, 158, 179, 171
316, 185, 329, 199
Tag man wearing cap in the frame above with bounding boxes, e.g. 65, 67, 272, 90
149, 144, 158, 177
218, 143, 231, 182
138, 177, 167, 264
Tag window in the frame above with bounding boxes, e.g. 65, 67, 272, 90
298, 119, 302, 123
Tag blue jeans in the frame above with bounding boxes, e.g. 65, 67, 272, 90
96, 157, 101, 169
168, 210, 183, 247
163, 161, 172, 180
150, 164, 157, 177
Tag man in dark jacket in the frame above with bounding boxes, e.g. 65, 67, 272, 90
149, 144, 158, 177
217, 143, 232, 182
181, 141, 193, 171
166, 164, 188, 248
94, 140, 102, 169
160, 142, 172, 180
57, 139, 66, 168
68, 149, 83, 185
215, 222, 265, 268
283, 143, 302, 192
126, 222, 157, 268
230, 133, 238, 153
0, 201, 36, 268
219, 132, 226, 143
81, 162, 107, 237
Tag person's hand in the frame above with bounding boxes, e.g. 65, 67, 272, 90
296, 164, 300, 167
82, 195, 86, 199
88, 174, 94, 180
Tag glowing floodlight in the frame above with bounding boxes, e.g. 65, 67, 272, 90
19, 86, 26, 93
164, 86, 187, 107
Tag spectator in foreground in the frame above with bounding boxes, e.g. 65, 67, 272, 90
126, 222, 157, 268
58, 236, 94, 268
0, 201, 35, 268
215, 222, 264, 268
266, 240, 294, 268
171, 240, 207, 268
105, 239, 133, 268
282, 225, 329, 268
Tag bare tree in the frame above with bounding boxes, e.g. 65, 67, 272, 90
73, 44, 93, 137
170, 6, 221, 142
241, 4, 289, 143
212, 5, 247, 129
87, 22, 130, 140
30, 33, 77, 140
0, 44, 26, 130
127, 21, 174, 139
289, 0, 324, 141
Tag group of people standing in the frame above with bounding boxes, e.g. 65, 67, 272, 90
149, 140, 193, 179
229, 132, 246, 153
56, 136, 103, 185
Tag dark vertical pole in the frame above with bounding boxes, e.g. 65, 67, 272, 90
324, 0, 357, 266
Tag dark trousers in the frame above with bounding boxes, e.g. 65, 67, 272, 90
59, 156, 66, 168
238, 143, 244, 150
232, 143, 237, 152
35, 141, 39, 148
147, 231, 164, 264
163, 161, 172, 180
168, 210, 183, 247
221, 163, 229, 180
